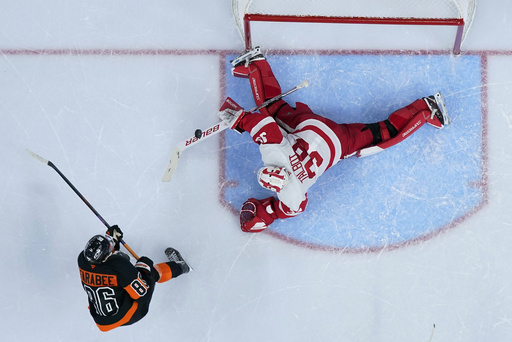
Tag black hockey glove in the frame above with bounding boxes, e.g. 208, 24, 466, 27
135, 256, 154, 272
106, 225, 123, 250
135, 256, 159, 283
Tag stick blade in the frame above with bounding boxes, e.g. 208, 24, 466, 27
26, 149, 49, 165
162, 147, 182, 182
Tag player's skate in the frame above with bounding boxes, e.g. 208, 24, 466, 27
423, 92, 450, 129
165, 247, 191, 273
230, 46, 265, 68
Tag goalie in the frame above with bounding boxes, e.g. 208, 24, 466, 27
219, 47, 450, 233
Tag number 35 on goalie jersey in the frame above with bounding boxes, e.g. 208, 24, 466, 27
246, 113, 343, 212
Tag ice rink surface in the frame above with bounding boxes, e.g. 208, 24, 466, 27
1, 1, 512, 341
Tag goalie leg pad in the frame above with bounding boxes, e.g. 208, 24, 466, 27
362, 120, 398, 145
388, 105, 417, 131
232, 64, 251, 78
233, 60, 282, 116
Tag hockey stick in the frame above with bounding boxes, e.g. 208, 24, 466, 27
26, 149, 140, 260
162, 79, 309, 182
428, 324, 436, 342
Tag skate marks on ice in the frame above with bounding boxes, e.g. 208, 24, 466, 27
220, 52, 485, 252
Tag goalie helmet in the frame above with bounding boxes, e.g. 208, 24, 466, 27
83, 234, 115, 264
257, 166, 289, 193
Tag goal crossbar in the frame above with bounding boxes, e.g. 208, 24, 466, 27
243, 14, 466, 54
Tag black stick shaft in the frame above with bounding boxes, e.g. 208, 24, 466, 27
47, 161, 110, 229
27, 149, 140, 259
47, 161, 139, 259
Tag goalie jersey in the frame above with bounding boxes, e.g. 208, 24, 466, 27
238, 101, 344, 212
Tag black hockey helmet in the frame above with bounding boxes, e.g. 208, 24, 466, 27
83, 234, 115, 264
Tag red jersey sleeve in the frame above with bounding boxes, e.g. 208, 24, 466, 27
238, 112, 284, 145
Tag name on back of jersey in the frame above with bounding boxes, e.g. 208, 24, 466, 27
80, 268, 118, 287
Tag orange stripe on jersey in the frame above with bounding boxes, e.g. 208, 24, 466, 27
79, 268, 118, 287
154, 263, 173, 283
124, 276, 150, 299
96, 301, 139, 332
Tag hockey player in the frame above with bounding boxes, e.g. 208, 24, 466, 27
219, 47, 450, 233
77, 225, 190, 331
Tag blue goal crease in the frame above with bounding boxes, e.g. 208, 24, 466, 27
221, 53, 483, 251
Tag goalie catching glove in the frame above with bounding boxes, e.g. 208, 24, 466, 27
240, 197, 278, 233
218, 97, 245, 133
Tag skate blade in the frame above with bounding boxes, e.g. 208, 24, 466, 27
230, 47, 262, 66
434, 92, 450, 126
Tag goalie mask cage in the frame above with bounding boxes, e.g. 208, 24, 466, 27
232, 0, 476, 54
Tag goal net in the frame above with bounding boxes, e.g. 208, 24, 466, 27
232, 0, 477, 54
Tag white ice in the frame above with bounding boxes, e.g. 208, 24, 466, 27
1, 1, 512, 341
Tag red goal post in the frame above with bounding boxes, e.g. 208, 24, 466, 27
231, 0, 477, 54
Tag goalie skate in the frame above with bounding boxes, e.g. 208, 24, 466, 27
230, 46, 265, 67
424, 92, 450, 128
165, 247, 191, 273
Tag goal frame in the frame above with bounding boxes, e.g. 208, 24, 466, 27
237, 0, 475, 55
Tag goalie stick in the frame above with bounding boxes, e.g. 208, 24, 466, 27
26, 149, 140, 260
162, 79, 309, 182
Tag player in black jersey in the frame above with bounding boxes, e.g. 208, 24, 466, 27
77, 225, 190, 331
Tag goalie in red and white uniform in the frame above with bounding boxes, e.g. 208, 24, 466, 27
220, 47, 450, 233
